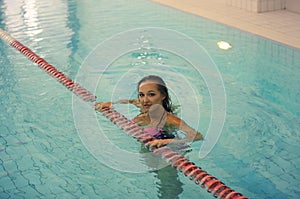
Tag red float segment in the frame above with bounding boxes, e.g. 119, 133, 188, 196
225, 191, 243, 199
233, 196, 248, 199
171, 157, 187, 167
212, 183, 228, 197
187, 167, 203, 179
200, 175, 216, 187
177, 161, 194, 171
152, 146, 170, 155
205, 179, 222, 192
182, 164, 198, 176
194, 171, 209, 184
8, 39, 96, 102
218, 187, 234, 199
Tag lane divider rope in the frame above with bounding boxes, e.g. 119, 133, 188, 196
0, 29, 96, 102
100, 108, 248, 199
0, 29, 248, 199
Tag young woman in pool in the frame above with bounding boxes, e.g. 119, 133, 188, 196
95, 75, 204, 148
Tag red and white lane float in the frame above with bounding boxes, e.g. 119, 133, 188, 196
0, 29, 248, 199
0, 29, 96, 102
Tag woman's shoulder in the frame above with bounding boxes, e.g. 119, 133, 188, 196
166, 112, 183, 126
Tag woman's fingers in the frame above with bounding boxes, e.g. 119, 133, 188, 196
94, 102, 112, 110
147, 139, 170, 148
94, 102, 102, 109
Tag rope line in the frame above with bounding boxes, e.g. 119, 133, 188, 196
100, 108, 248, 199
0, 29, 96, 102
0, 29, 248, 199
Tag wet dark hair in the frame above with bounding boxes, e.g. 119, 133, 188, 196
137, 75, 173, 113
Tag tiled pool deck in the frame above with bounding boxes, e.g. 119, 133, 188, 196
152, 0, 300, 49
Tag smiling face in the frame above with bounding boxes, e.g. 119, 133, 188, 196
138, 81, 166, 111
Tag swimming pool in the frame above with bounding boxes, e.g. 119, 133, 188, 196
1, 0, 299, 198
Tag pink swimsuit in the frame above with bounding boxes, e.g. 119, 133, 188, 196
143, 127, 164, 138
130, 118, 163, 138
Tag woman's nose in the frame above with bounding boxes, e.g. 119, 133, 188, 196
143, 96, 150, 102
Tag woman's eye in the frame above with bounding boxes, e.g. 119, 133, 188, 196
149, 93, 156, 97
139, 93, 144, 97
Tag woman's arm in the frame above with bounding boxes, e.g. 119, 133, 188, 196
94, 99, 140, 110
114, 99, 141, 108
168, 114, 204, 142
147, 113, 204, 148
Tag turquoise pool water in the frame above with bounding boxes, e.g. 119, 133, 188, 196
1, 0, 300, 198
